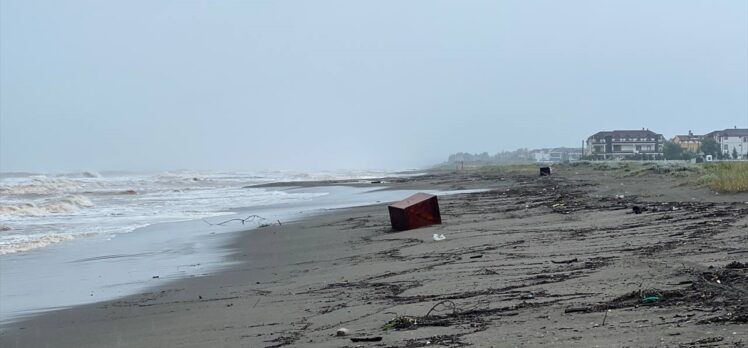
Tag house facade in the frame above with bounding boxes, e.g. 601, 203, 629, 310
532, 149, 552, 163
705, 128, 748, 159
550, 148, 583, 162
672, 131, 702, 153
533, 148, 583, 163
585, 129, 665, 160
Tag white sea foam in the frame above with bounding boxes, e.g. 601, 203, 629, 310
0, 176, 84, 195
0, 232, 99, 255
0, 195, 94, 217
0, 169, 407, 255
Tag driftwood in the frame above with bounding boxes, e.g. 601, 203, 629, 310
203, 215, 281, 228
564, 306, 590, 313
425, 300, 458, 317
551, 258, 579, 264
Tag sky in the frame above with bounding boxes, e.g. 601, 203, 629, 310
1, 0, 747, 172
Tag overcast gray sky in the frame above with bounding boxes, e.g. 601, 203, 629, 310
1, 0, 746, 172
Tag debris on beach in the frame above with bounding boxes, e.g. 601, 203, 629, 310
335, 328, 350, 336
350, 336, 383, 342
561, 262, 748, 324
381, 301, 460, 333
540, 167, 553, 176
202, 214, 282, 228
404, 335, 465, 347
550, 258, 578, 264
388, 193, 442, 231
432, 234, 446, 241
725, 261, 747, 269
382, 316, 418, 330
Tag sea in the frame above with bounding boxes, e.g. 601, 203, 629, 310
0, 170, 405, 255
1, 169, 476, 323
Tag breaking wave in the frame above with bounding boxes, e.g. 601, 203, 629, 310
0, 177, 83, 195
0, 195, 95, 217
0, 232, 98, 255
0, 169, 407, 255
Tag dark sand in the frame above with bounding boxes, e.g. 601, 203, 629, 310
2, 165, 747, 347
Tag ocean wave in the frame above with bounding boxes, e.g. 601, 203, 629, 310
0, 169, 409, 255
156, 171, 209, 182
0, 232, 98, 255
0, 176, 84, 195
57, 171, 103, 178
82, 189, 138, 196
81, 171, 102, 178
0, 195, 95, 217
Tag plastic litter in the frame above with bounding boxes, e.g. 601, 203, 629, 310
641, 295, 661, 304
433, 234, 446, 241
382, 316, 418, 330
336, 328, 350, 336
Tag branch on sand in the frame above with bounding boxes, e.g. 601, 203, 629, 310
203, 215, 282, 228
551, 258, 579, 264
425, 300, 458, 317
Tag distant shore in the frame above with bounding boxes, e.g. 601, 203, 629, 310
2, 164, 747, 347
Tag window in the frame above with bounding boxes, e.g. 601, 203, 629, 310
613, 145, 622, 151
724, 144, 729, 151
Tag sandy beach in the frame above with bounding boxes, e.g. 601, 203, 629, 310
1, 165, 747, 347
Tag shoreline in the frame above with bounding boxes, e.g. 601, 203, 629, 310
2, 166, 747, 347
0, 179, 487, 325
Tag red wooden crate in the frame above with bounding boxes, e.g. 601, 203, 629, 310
388, 193, 442, 231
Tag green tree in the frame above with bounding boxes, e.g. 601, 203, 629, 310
700, 137, 720, 157
662, 141, 684, 160
732, 147, 739, 160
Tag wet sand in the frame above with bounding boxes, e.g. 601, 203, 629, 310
1, 165, 747, 347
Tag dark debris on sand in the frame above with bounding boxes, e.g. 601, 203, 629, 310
563, 262, 748, 325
